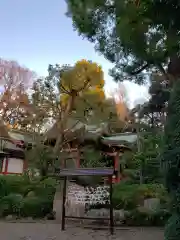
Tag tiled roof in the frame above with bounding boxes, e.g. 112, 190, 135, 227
102, 133, 137, 144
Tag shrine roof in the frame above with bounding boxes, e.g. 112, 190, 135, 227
57, 168, 114, 177
102, 133, 137, 145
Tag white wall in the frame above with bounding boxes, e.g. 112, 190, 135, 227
7, 158, 24, 174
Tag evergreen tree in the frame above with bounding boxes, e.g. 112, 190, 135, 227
162, 79, 180, 240
66, 0, 180, 84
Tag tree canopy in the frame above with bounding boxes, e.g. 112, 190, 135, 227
25, 59, 130, 173
0, 58, 128, 140
66, 0, 180, 84
0, 59, 36, 131
33, 59, 125, 156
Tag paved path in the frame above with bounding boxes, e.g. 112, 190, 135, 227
0, 222, 164, 240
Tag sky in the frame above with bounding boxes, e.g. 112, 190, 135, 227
0, 0, 149, 107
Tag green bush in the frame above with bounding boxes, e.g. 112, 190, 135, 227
21, 196, 53, 218
21, 178, 56, 218
124, 208, 171, 226
152, 209, 171, 226
164, 213, 180, 240
0, 194, 23, 217
113, 182, 138, 210
0, 177, 8, 198
124, 209, 153, 226
34, 178, 56, 200
112, 181, 171, 226
112, 181, 168, 210
0, 176, 56, 218
0, 175, 30, 196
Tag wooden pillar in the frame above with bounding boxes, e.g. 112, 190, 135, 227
105, 152, 118, 183
117, 151, 121, 183
61, 176, 67, 231
109, 175, 114, 235
114, 152, 121, 183
4, 157, 8, 175
114, 152, 118, 170
23, 159, 28, 172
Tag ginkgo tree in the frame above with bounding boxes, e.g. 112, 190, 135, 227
59, 59, 105, 117
35, 59, 106, 157
28, 59, 129, 174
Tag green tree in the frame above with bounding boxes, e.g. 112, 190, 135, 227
66, 4, 180, 238
30, 60, 110, 160
160, 80, 180, 240
132, 72, 170, 131
66, 0, 180, 84
134, 132, 163, 184
25, 142, 55, 177
28, 61, 129, 174
47, 59, 105, 156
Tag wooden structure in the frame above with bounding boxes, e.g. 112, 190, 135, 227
63, 134, 135, 183
45, 122, 137, 183
100, 133, 137, 183
58, 167, 114, 235
0, 120, 35, 175
0, 137, 26, 174
0, 121, 25, 174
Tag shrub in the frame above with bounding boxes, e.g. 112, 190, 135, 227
21, 177, 56, 218
0, 176, 56, 218
123, 208, 171, 226
0, 175, 30, 196
34, 177, 56, 200
21, 196, 53, 218
112, 181, 168, 210
124, 209, 153, 226
152, 209, 171, 226
164, 214, 180, 240
113, 182, 138, 210
0, 177, 8, 198
0, 194, 23, 217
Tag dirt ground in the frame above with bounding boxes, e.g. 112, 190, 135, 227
0, 222, 164, 240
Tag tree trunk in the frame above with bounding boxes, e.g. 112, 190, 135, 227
53, 130, 63, 155
53, 91, 76, 161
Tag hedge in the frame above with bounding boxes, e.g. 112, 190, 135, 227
123, 208, 171, 226
112, 181, 168, 210
0, 175, 56, 218
0, 175, 171, 225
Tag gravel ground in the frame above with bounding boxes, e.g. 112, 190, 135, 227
0, 222, 164, 240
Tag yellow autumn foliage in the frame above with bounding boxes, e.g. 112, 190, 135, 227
6, 123, 11, 129
60, 59, 105, 92
116, 101, 129, 122
61, 86, 105, 106
84, 86, 105, 101
6, 122, 19, 129
60, 93, 69, 105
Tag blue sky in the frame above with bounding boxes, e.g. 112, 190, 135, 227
0, 0, 148, 106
